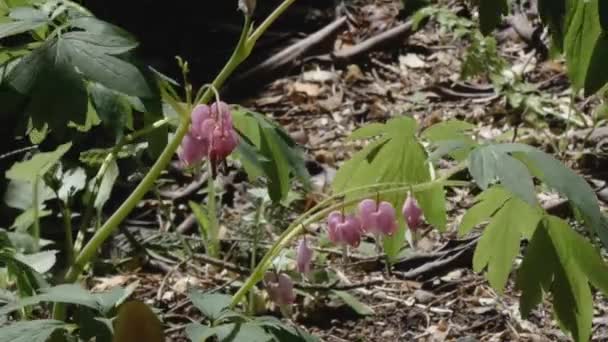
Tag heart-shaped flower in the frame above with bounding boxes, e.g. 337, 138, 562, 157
402, 193, 423, 231
178, 102, 238, 167
326, 211, 362, 247
358, 199, 397, 236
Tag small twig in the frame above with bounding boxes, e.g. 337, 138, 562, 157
191, 253, 250, 275
295, 279, 384, 291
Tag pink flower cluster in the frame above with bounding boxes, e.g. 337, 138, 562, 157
178, 102, 238, 167
267, 194, 423, 308
325, 193, 423, 248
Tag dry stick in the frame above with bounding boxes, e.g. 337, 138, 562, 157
330, 19, 415, 64
233, 16, 347, 86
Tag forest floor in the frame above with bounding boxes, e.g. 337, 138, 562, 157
96, 0, 608, 340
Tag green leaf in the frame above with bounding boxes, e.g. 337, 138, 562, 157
186, 324, 219, 342
515, 150, 608, 249
458, 186, 512, 236
0, 18, 45, 39
468, 144, 537, 206
564, 0, 601, 90
90, 83, 133, 141
189, 201, 210, 244
0, 284, 100, 315
348, 123, 386, 140
421, 119, 475, 142
516, 221, 556, 317
215, 323, 271, 342
94, 160, 118, 211
56, 167, 86, 202
473, 197, 542, 293
60, 36, 151, 97
517, 216, 593, 342
584, 33, 608, 95
6, 143, 71, 182
0, 320, 67, 342
333, 117, 446, 260
332, 290, 374, 316
8, 39, 88, 131
478, 0, 508, 35
232, 109, 309, 202
62, 31, 138, 55
14, 250, 57, 273
189, 291, 232, 321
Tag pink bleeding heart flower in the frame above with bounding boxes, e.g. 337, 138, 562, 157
358, 199, 397, 236
178, 102, 238, 167
178, 133, 207, 167
402, 193, 423, 231
264, 272, 295, 306
296, 237, 313, 274
326, 211, 362, 247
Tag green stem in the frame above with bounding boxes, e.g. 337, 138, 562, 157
61, 203, 74, 265
206, 162, 219, 258
249, 198, 265, 315
63, 118, 191, 284
75, 118, 172, 253
247, 0, 296, 46
229, 169, 469, 308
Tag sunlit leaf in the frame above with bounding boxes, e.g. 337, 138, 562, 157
189, 291, 232, 321
332, 290, 374, 316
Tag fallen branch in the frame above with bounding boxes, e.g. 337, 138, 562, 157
231, 16, 347, 90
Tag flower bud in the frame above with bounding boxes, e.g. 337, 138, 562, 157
264, 272, 295, 306
238, 0, 256, 17
402, 193, 423, 231
296, 237, 313, 274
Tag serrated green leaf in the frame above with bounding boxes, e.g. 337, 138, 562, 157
428, 139, 475, 162
516, 221, 556, 317
468, 144, 537, 206
421, 119, 475, 142
515, 150, 608, 249
544, 216, 593, 342
458, 186, 512, 236
68, 16, 135, 41
0, 320, 67, 342
6, 143, 71, 182
62, 31, 138, 55
189, 291, 232, 321
332, 290, 374, 316
57, 167, 86, 202
473, 197, 541, 293
333, 117, 445, 260
60, 37, 151, 97
478, 0, 508, 35
7, 39, 89, 131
